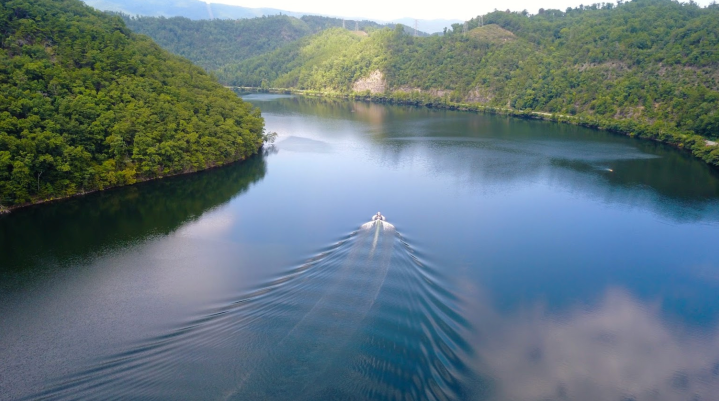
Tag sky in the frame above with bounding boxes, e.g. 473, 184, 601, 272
204, 0, 715, 21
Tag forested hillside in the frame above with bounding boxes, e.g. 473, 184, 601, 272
0, 0, 265, 209
121, 14, 422, 72
122, 15, 313, 71
218, 28, 388, 90
219, 0, 718, 165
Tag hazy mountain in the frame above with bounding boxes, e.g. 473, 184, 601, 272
389, 18, 462, 34
82, 0, 304, 19
82, 0, 458, 33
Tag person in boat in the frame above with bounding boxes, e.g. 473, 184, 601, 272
372, 212, 386, 221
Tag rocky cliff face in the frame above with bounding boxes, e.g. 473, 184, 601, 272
353, 70, 386, 94
465, 87, 494, 104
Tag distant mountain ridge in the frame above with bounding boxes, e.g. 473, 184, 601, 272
219, 0, 719, 166
82, 0, 303, 20
82, 0, 456, 33
120, 14, 427, 72
389, 18, 462, 34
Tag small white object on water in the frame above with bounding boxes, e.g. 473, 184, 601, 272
362, 212, 394, 230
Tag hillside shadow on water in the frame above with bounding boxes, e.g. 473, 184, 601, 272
250, 96, 719, 224
548, 138, 719, 219
0, 154, 267, 279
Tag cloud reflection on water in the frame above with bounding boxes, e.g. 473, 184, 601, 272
463, 286, 719, 401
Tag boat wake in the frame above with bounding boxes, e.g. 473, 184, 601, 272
360, 219, 395, 231
30, 221, 472, 400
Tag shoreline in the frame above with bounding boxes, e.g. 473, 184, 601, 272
0, 151, 262, 215
232, 86, 719, 168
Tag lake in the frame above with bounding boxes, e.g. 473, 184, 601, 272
2, 94, 719, 400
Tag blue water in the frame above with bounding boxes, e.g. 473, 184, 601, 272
1, 95, 719, 400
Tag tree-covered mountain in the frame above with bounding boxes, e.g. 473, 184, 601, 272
217, 28, 394, 91
219, 0, 719, 165
122, 15, 313, 71
84, 0, 451, 34
0, 0, 265, 210
120, 14, 425, 72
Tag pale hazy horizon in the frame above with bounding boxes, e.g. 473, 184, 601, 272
203, 0, 716, 21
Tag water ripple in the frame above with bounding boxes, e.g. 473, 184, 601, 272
30, 224, 472, 400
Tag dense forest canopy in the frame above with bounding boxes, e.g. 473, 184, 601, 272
210, 0, 718, 165
0, 0, 265, 209
120, 14, 424, 72
121, 15, 313, 71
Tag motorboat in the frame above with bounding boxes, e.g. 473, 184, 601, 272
362, 212, 394, 230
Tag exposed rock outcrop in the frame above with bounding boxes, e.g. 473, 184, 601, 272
353, 70, 386, 94
465, 87, 494, 104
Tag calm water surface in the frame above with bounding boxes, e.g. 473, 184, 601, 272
2, 95, 719, 400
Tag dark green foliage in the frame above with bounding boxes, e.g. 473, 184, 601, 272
217, 28, 374, 90
221, 0, 718, 165
0, 0, 264, 208
122, 15, 313, 71
0, 153, 266, 270
121, 14, 417, 72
